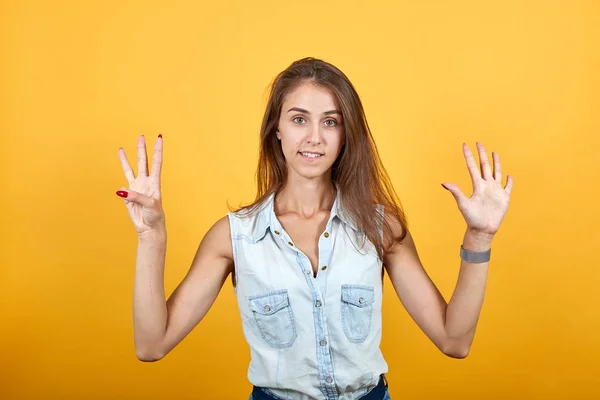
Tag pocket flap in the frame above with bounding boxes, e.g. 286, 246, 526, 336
249, 289, 290, 315
341, 284, 374, 307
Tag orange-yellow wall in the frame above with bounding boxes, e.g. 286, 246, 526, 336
2, 1, 599, 399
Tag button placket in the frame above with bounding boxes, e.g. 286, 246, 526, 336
316, 222, 334, 299
284, 219, 336, 399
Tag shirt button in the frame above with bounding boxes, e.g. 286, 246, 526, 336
324, 232, 330, 238
306, 270, 311, 275
274, 230, 280, 235
264, 305, 271, 312
321, 265, 327, 271
315, 300, 322, 307
358, 297, 364, 304
326, 376, 333, 384
319, 339, 327, 346
288, 241, 294, 246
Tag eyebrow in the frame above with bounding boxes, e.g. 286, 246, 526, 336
287, 107, 342, 116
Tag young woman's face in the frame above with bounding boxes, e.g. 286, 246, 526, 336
276, 82, 345, 181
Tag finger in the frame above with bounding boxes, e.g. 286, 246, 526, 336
441, 182, 468, 204
492, 151, 502, 181
504, 175, 514, 196
150, 134, 163, 182
476, 142, 493, 180
115, 187, 155, 208
463, 143, 483, 193
118, 147, 135, 184
138, 135, 149, 177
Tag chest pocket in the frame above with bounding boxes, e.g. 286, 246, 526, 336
341, 284, 375, 343
249, 289, 297, 348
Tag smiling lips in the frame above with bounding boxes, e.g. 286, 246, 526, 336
299, 151, 324, 159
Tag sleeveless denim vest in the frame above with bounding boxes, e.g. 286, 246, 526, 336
228, 189, 388, 400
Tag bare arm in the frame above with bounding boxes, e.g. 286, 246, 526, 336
443, 230, 492, 356
117, 135, 235, 361
383, 215, 491, 359
133, 215, 234, 361
384, 142, 512, 358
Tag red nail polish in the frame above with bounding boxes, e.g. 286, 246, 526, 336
116, 190, 128, 198
158, 134, 162, 138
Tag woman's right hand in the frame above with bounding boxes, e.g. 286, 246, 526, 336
116, 134, 166, 236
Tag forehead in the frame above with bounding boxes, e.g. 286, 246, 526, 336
282, 82, 339, 111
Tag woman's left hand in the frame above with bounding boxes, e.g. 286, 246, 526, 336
441, 142, 514, 239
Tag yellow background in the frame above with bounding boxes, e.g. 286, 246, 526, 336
2, 0, 599, 399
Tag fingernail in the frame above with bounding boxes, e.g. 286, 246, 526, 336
441, 184, 448, 190
116, 190, 128, 198
158, 134, 162, 138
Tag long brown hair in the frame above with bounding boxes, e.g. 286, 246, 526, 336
231, 57, 408, 259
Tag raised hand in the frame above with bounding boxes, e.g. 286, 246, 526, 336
116, 134, 165, 236
441, 142, 514, 238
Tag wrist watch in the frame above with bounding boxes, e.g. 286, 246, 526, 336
460, 245, 491, 263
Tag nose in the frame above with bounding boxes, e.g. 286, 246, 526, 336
307, 123, 323, 145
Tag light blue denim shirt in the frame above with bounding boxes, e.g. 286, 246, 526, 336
228, 189, 388, 400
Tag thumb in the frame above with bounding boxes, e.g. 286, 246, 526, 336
116, 188, 154, 208
441, 183, 467, 204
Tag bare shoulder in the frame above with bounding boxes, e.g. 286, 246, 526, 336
382, 207, 422, 279
196, 214, 234, 263
183, 214, 235, 282
382, 206, 411, 253
382, 208, 403, 236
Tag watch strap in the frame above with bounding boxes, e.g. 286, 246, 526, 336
460, 245, 491, 263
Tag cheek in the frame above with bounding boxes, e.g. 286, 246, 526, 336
282, 131, 301, 147
280, 136, 301, 156
333, 132, 345, 150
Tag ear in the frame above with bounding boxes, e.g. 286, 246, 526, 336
276, 129, 281, 140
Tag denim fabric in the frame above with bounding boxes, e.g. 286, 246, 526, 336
229, 185, 388, 399
250, 375, 390, 400
250, 396, 391, 400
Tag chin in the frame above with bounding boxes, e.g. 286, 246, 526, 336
291, 165, 333, 180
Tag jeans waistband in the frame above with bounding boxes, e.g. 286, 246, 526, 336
251, 374, 388, 400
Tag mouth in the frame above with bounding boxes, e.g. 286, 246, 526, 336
298, 151, 324, 159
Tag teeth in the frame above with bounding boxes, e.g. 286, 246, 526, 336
301, 152, 322, 158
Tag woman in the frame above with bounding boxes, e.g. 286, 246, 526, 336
116, 57, 514, 400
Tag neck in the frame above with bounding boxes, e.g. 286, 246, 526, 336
275, 178, 337, 219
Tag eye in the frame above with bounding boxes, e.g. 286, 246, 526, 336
292, 117, 306, 124
324, 119, 337, 127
